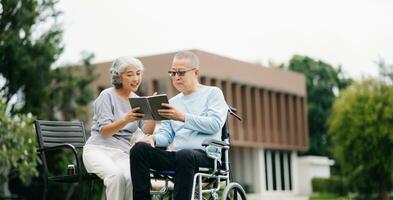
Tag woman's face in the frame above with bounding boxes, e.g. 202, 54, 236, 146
119, 65, 143, 92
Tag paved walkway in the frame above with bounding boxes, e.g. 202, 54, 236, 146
247, 193, 309, 200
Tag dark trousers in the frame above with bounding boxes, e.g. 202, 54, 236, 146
130, 142, 214, 200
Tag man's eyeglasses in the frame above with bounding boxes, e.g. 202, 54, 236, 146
167, 68, 195, 77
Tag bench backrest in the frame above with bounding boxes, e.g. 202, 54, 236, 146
35, 120, 86, 149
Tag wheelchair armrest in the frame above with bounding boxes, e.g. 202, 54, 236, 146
202, 139, 229, 147
154, 146, 167, 150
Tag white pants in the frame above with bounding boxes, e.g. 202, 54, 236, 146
83, 144, 132, 200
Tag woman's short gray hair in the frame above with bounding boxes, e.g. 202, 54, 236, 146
110, 56, 144, 89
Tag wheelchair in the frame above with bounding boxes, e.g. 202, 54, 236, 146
150, 107, 247, 200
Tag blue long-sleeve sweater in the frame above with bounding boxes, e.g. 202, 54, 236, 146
154, 85, 228, 151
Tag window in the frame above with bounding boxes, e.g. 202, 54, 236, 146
264, 150, 292, 191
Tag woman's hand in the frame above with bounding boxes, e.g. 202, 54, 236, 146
100, 107, 143, 137
124, 107, 144, 123
157, 103, 185, 122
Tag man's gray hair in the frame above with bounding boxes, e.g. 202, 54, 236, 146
173, 51, 200, 68
110, 56, 144, 89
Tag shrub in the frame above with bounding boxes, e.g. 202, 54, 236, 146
0, 98, 38, 195
312, 176, 348, 195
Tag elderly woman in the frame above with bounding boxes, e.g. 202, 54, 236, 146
83, 56, 155, 200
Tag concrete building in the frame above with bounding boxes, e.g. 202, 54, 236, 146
90, 49, 330, 199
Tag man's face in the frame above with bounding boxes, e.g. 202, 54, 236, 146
169, 59, 198, 93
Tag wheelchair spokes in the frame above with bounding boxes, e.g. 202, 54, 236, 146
221, 182, 247, 200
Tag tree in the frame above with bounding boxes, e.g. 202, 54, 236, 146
41, 53, 98, 122
377, 59, 393, 84
0, 0, 63, 115
0, 1, 98, 198
328, 79, 393, 200
282, 55, 352, 156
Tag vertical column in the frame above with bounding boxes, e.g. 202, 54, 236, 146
271, 92, 278, 144
259, 149, 267, 193
238, 148, 245, 183
302, 97, 309, 149
291, 151, 299, 194
251, 148, 261, 193
276, 93, 282, 144
292, 96, 299, 147
200, 76, 206, 85
283, 152, 290, 191
266, 151, 273, 191
274, 152, 282, 191
152, 80, 159, 94
250, 87, 258, 141
264, 90, 272, 144
296, 96, 303, 148
230, 147, 237, 182
236, 84, 244, 141
210, 78, 217, 86
254, 88, 263, 143
222, 80, 230, 104
147, 79, 155, 96
243, 148, 253, 188
245, 86, 253, 142
204, 77, 211, 86
217, 80, 224, 96
280, 94, 288, 145
288, 95, 295, 148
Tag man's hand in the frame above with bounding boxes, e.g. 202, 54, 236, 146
135, 135, 155, 147
157, 103, 185, 122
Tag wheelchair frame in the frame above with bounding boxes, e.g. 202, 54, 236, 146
150, 107, 247, 200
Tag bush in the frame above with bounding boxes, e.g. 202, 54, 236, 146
328, 80, 393, 199
0, 98, 38, 195
312, 176, 348, 195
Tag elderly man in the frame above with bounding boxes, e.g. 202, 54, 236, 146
130, 51, 228, 200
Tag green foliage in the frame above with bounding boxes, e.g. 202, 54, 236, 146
0, 1, 98, 198
0, 0, 97, 121
0, 98, 38, 187
283, 55, 352, 156
328, 79, 393, 199
377, 59, 393, 84
309, 193, 349, 200
0, 0, 63, 115
312, 176, 348, 195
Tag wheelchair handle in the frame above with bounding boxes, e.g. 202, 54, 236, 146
228, 106, 242, 121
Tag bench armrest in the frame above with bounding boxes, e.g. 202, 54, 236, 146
38, 144, 83, 175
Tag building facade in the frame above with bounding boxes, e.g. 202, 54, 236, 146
91, 50, 309, 198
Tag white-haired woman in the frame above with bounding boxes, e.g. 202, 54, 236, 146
83, 56, 155, 200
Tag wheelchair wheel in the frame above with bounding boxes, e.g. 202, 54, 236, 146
221, 182, 247, 200
151, 191, 174, 200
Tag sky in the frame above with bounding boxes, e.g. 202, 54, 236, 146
57, 0, 393, 79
